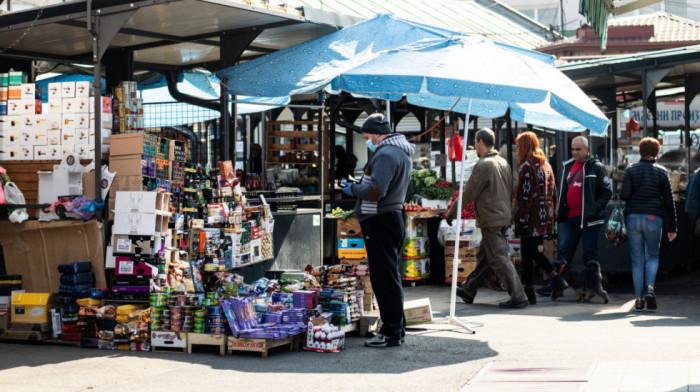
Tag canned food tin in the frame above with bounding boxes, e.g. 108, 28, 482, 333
205, 305, 223, 316
205, 323, 226, 334
207, 315, 226, 324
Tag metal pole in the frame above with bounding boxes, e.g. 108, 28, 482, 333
447, 99, 478, 334
91, 4, 103, 216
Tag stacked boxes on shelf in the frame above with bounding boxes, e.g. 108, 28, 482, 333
113, 81, 143, 133
108, 132, 178, 218
402, 217, 430, 281
46, 79, 112, 161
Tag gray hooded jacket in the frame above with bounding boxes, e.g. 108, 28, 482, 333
351, 134, 415, 223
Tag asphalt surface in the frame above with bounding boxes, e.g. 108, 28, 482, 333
1, 267, 700, 392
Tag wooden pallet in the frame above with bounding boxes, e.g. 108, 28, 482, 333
227, 335, 297, 358
151, 345, 187, 354
187, 333, 227, 356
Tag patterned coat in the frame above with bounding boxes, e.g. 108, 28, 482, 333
514, 159, 558, 238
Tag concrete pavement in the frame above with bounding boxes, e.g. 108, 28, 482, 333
1, 269, 699, 392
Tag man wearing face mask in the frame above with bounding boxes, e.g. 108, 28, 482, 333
340, 113, 414, 348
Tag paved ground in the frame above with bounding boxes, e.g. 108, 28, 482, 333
1, 267, 699, 392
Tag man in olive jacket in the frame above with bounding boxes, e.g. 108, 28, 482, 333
446, 128, 528, 309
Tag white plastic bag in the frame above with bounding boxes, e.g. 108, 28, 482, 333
5, 182, 29, 223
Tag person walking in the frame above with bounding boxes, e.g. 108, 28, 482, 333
446, 128, 529, 309
341, 113, 414, 347
514, 132, 567, 304
537, 135, 612, 298
620, 137, 677, 312
686, 168, 700, 234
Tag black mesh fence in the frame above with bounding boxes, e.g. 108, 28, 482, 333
143, 100, 222, 166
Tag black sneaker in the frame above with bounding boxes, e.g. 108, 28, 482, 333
645, 288, 657, 310
365, 333, 401, 348
536, 282, 552, 297
498, 299, 529, 309
524, 286, 537, 305
456, 287, 474, 304
634, 299, 645, 312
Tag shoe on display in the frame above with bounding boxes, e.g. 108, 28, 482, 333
365, 333, 402, 348
634, 299, 645, 312
645, 287, 657, 310
456, 287, 474, 304
498, 299, 529, 309
536, 282, 552, 297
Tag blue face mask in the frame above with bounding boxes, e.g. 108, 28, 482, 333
366, 138, 377, 153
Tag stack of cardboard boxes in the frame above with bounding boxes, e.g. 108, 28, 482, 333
336, 217, 377, 312
444, 220, 481, 283
111, 191, 170, 300
402, 217, 430, 281
108, 132, 186, 219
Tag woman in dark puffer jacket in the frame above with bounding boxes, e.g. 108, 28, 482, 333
620, 137, 677, 312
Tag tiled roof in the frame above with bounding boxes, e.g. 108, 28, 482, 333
285, 0, 552, 49
608, 12, 700, 42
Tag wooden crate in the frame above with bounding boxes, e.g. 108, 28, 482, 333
227, 335, 297, 358
187, 333, 227, 356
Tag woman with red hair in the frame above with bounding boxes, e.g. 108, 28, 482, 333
514, 132, 566, 304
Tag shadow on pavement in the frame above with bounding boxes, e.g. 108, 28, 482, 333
0, 333, 497, 374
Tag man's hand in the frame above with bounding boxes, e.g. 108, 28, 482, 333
668, 232, 677, 242
340, 181, 354, 197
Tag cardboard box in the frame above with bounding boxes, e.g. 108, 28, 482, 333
405, 217, 427, 238
113, 211, 169, 235
403, 237, 429, 259
404, 298, 432, 326
20, 83, 35, 99
34, 145, 49, 160
9, 71, 27, 86
0, 86, 7, 101
48, 83, 61, 99
115, 258, 157, 276
338, 238, 367, 259
444, 241, 478, 260
111, 234, 156, 256
75, 81, 93, 97
114, 191, 169, 214
8, 85, 21, 100
337, 217, 362, 238
109, 154, 148, 176
11, 293, 56, 323
48, 113, 62, 130
151, 330, 186, 348
403, 257, 430, 279
110, 132, 151, 157
7, 100, 21, 114
445, 259, 477, 283
61, 82, 75, 98
89, 96, 112, 114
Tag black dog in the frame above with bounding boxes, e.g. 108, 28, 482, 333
561, 260, 609, 304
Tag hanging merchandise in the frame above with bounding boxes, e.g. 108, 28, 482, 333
447, 135, 463, 161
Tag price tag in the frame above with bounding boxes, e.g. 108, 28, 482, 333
116, 238, 132, 253
118, 260, 134, 275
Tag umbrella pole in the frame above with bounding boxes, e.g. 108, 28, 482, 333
447, 99, 481, 334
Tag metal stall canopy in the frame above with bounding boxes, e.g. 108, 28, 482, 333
0, 0, 361, 204
0, 0, 361, 67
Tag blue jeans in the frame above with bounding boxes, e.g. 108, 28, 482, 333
625, 214, 663, 298
557, 216, 603, 265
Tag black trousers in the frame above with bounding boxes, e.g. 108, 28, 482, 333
360, 211, 405, 340
520, 236, 555, 286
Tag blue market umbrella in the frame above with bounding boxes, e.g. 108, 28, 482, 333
218, 14, 610, 330
218, 14, 608, 135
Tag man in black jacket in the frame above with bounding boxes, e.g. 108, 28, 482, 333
538, 136, 612, 298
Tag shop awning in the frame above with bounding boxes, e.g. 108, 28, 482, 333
0, 0, 361, 70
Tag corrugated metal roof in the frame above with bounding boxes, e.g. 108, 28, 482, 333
285, 0, 551, 49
